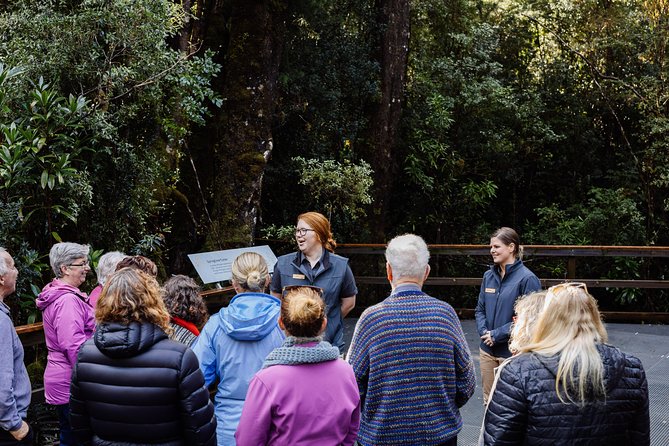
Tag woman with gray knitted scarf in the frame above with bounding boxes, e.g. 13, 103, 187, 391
235, 286, 360, 445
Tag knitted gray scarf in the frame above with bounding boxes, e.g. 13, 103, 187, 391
262, 336, 340, 369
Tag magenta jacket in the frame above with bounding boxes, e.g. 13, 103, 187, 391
36, 279, 95, 405
235, 357, 360, 445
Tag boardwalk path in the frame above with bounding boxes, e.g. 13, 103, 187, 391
343, 317, 669, 445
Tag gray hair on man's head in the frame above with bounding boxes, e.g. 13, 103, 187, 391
96, 251, 127, 286
49, 242, 90, 278
0, 247, 8, 276
385, 234, 430, 280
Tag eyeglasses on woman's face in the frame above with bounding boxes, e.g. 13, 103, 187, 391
68, 261, 90, 268
294, 228, 316, 237
281, 284, 324, 298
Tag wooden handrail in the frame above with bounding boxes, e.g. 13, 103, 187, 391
337, 244, 669, 257
355, 276, 669, 289
17, 244, 669, 344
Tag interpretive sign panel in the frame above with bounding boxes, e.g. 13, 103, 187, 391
188, 245, 277, 284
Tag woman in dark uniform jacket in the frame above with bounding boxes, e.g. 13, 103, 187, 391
475, 227, 540, 403
270, 211, 357, 353
70, 268, 216, 446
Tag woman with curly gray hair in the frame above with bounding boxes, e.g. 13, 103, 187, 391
161, 275, 209, 346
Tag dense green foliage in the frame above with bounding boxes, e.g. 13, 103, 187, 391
1, 0, 669, 323
0, 1, 219, 322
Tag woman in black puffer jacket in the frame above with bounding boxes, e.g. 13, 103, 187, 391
482, 282, 649, 446
70, 268, 216, 446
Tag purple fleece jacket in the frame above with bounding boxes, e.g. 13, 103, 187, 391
235, 355, 360, 446
36, 279, 95, 405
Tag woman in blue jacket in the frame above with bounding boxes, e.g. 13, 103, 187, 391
192, 252, 284, 446
475, 227, 540, 403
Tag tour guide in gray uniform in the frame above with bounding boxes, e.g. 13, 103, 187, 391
271, 211, 357, 353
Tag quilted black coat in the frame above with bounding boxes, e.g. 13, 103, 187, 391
482, 344, 649, 445
70, 321, 216, 446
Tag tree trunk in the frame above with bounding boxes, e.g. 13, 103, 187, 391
367, 0, 411, 240
206, 0, 287, 249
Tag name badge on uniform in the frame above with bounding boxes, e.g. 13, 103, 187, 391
485, 288, 496, 293
292, 274, 306, 280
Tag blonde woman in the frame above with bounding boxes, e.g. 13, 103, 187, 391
69, 268, 216, 446
482, 283, 650, 445
235, 286, 360, 445
508, 291, 547, 355
192, 252, 285, 446
477, 291, 546, 446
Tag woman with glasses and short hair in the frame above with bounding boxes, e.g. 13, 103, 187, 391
482, 283, 650, 445
270, 211, 357, 354
192, 252, 284, 446
475, 227, 541, 403
36, 242, 95, 446
236, 286, 360, 445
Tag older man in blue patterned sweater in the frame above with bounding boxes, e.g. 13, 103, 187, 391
347, 234, 476, 446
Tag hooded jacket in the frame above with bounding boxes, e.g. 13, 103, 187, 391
483, 344, 650, 445
191, 292, 284, 446
36, 279, 95, 405
70, 321, 216, 446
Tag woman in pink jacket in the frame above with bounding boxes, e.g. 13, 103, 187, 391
36, 242, 95, 446
235, 285, 360, 445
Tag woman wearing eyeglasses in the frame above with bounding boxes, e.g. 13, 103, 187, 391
36, 242, 95, 446
475, 227, 541, 403
270, 211, 357, 354
192, 252, 285, 446
481, 283, 650, 445
235, 286, 360, 445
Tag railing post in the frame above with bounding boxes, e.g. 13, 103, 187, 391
567, 257, 576, 280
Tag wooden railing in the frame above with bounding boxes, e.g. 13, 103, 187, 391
337, 244, 669, 322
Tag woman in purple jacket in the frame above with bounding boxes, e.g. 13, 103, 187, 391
36, 242, 95, 446
235, 286, 360, 446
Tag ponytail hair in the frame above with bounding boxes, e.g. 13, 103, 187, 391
231, 252, 269, 292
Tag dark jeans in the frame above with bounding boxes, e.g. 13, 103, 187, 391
0, 423, 34, 446
55, 404, 79, 446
